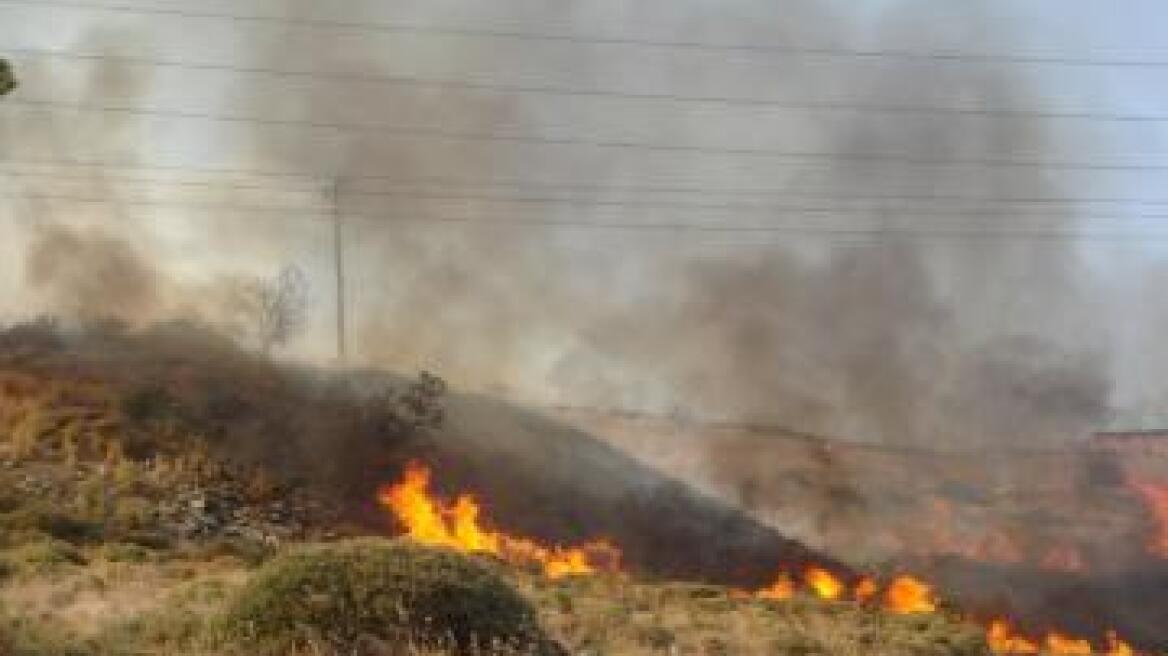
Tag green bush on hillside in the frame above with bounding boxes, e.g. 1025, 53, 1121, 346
0, 59, 15, 96
220, 538, 560, 654
2, 539, 86, 576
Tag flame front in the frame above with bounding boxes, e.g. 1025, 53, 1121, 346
757, 571, 796, 600
377, 461, 620, 578
751, 571, 1136, 653
756, 569, 936, 615
985, 620, 1137, 656
1105, 631, 1136, 656
380, 462, 1142, 655
804, 566, 844, 601
988, 620, 1040, 654
883, 575, 937, 614
853, 576, 878, 603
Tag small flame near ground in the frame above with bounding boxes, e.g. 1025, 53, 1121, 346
757, 569, 937, 614
378, 462, 1141, 655
987, 621, 1135, 656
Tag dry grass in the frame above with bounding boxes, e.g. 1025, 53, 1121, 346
0, 326, 1150, 655
0, 534, 995, 656
520, 576, 987, 656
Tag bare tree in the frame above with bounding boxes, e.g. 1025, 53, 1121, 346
0, 59, 15, 96
245, 265, 309, 354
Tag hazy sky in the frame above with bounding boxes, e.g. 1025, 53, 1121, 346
4, 0, 1168, 433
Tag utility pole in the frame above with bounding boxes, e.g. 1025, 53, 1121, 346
330, 179, 347, 365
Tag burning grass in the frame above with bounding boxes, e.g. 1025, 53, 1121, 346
376, 461, 1156, 656
0, 539, 995, 656
379, 461, 621, 579
0, 322, 1165, 654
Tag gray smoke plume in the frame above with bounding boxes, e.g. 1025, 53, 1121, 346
1, 1, 1118, 451
25, 221, 161, 320
236, 1, 1114, 449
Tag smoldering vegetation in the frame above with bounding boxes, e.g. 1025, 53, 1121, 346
934, 560, 1168, 652
0, 318, 845, 588
2, 1, 1165, 648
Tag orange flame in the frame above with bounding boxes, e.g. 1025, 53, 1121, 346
804, 566, 844, 601
1106, 631, 1136, 656
753, 573, 1135, 653
853, 576, 878, 604
1045, 632, 1095, 655
757, 572, 796, 600
381, 463, 1142, 654
757, 570, 934, 615
757, 567, 845, 602
883, 575, 937, 614
987, 620, 1040, 654
1131, 481, 1168, 558
377, 461, 620, 578
986, 620, 1137, 656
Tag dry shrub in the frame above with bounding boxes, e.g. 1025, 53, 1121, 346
0, 505, 104, 547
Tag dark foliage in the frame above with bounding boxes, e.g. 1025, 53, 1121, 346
221, 539, 560, 654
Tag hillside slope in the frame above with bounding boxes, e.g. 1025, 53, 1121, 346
0, 319, 844, 587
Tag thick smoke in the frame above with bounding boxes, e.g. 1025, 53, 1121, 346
6, 7, 1167, 646
238, 1, 1115, 449
2, 2, 1116, 450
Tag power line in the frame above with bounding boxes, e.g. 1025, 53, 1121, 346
9, 47, 1168, 124
10, 99, 1168, 173
10, 192, 1168, 242
7, 0, 1168, 69
2, 191, 330, 214
10, 175, 1168, 217
0, 157, 326, 182
6, 159, 1168, 206
0, 169, 325, 193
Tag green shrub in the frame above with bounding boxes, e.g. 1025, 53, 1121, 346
2, 539, 86, 575
94, 605, 208, 654
98, 542, 155, 564
877, 614, 989, 656
119, 529, 172, 551
186, 537, 274, 568
0, 58, 15, 97
219, 538, 559, 654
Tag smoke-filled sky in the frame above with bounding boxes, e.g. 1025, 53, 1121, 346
4, 0, 1168, 446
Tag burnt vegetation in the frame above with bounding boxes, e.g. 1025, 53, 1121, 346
0, 318, 1001, 655
0, 317, 844, 582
